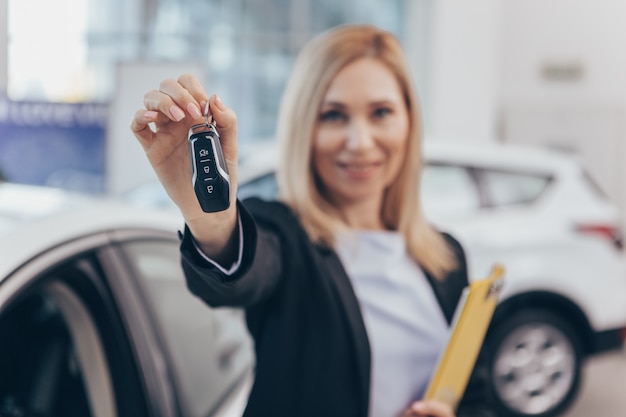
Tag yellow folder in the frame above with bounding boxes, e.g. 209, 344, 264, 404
423, 263, 505, 410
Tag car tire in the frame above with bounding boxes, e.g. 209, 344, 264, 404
485, 309, 583, 417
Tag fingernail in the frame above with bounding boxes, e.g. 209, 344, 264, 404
214, 95, 225, 111
144, 110, 158, 120
170, 105, 185, 121
187, 103, 202, 119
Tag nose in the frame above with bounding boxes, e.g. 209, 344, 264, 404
346, 119, 375, 151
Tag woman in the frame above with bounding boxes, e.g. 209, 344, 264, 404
131, 24, 493, 417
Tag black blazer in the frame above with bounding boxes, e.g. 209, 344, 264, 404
180, 198, 493, 417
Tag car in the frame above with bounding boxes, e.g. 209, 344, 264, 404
0, 182, 254, 417
234, 139, 626, 417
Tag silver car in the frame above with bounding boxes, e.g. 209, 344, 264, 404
0, 183, 254, 417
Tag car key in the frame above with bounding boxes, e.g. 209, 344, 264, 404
188, 102, 231, 212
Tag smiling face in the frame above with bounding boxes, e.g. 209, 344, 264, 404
312, 57, 410, 215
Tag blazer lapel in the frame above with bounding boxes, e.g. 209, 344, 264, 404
316, 246, 371, 415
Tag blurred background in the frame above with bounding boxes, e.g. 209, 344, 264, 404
3, 0, 416, 194
2, 1, 626, 416
1, 0, 624, 212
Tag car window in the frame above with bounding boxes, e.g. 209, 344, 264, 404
0, 260, 128, 417
0, 291, 97, 417
237, 172, 279, 201
421, 163, 481, 217
479, 169, 551, 208
121, 241, 254, 417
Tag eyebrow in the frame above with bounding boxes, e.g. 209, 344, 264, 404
320, 99, 398, 108
320, 101, 346, 109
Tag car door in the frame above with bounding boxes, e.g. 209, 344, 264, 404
99, 229, 254, 417
1, 229, 254, 417
0, 237, 150, 417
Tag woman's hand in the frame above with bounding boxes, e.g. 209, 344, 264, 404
130, 74, 239, 258
400, 400, 455, 417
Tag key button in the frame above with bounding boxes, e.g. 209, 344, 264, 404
197, 147, 213, 163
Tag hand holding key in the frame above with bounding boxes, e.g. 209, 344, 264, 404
130, 74, 239, 260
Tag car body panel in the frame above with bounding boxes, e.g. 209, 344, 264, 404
0, 194, 184, 282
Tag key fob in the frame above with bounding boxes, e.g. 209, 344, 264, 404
188, 121, 231, 212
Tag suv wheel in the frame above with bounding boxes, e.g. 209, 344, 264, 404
486, 309, 582, 417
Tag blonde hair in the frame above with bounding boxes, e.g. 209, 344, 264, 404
276, 24, 457, 279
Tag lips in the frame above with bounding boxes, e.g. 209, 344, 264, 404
337, 161, 383, 179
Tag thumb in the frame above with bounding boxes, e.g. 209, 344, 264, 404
410, 400, 455, 417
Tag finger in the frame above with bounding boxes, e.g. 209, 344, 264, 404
130, 109, 159, 150
143, 89, 188, 122
410, 400, 455, 417
177, 73, 210, 111
159, 78, 204, 122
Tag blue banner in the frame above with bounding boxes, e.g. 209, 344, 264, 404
0, 97, 108, 194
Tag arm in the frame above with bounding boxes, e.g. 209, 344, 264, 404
180, 200, 284, 308
130, 74, 239, 264
130, 75, 285, 308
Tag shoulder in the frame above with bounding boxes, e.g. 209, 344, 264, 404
240, 197, 306, 243
441, 231, 467, 263
428, 230, 470, 323
436, 229, 469, 284
241, 197, 295, 224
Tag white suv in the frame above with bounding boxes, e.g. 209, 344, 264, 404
234, 140, 626, 417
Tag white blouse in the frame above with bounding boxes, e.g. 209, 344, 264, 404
336, 230, 450, 417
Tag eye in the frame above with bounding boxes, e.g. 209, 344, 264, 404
319, 109, 346, 123
372, 107, 393, 119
